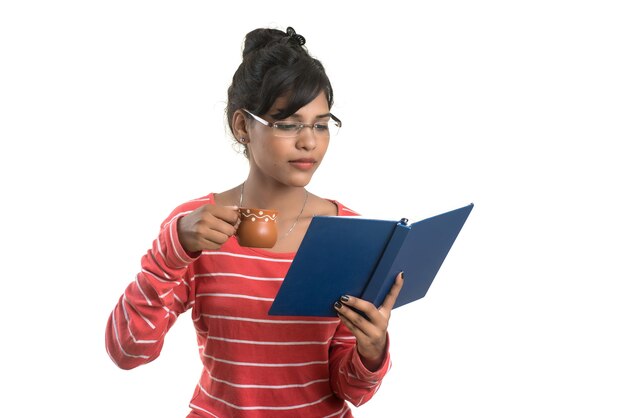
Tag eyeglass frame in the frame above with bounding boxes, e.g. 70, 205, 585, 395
241, 109, 342, 138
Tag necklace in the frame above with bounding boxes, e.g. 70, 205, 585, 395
239, 182, 308, 239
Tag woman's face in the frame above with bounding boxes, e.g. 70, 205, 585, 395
246, 91, 331, 188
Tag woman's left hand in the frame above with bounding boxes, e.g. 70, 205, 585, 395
334, 272, 404, 371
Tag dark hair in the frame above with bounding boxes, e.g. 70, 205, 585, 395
226, 27, 334, 144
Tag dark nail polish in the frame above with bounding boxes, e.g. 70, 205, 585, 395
334, 301, 342, 309
400, 271, 404, 280
341, 295, 350, 302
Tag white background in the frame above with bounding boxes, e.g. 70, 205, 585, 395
1, 1, 625, 417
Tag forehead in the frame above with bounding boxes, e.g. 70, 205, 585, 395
270, 91, 330, 115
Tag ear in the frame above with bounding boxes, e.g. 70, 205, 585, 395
232, 110, 250, 141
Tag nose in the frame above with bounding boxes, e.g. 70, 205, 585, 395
295, 125, 318, 150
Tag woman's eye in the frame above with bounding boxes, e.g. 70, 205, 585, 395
274, 123, 300, 131
314, 124, 330, 131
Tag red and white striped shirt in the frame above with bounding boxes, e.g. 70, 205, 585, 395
105, 193, 391, 417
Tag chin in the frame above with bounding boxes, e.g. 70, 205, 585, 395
291, 178, 312, 188
287, 172, 315, 188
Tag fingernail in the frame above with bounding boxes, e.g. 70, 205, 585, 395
400, 271, 404, 280
334, 301, 342, 309
340, 295, 350, 302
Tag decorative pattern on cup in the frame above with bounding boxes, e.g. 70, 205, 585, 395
237, 208, 279, 248
239, 208, 278, 223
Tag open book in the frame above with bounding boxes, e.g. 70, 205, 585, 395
268, 204, 474, 317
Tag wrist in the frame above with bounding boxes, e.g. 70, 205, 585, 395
359, 350, 386, 372
356, 333, 390, 372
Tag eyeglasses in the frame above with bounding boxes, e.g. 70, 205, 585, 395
242, 109, 342, 138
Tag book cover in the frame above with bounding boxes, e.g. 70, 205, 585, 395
268, 204, 474, 317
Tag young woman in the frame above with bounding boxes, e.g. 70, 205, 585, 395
105, 26, 403, 418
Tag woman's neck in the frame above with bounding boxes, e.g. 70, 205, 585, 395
239, 177, 308, 216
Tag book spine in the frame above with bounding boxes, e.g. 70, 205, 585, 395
360, 221, 411, 307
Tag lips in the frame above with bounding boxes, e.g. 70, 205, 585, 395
289, 158, 317, 170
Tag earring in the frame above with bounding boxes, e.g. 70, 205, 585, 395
239, 137, 247, 143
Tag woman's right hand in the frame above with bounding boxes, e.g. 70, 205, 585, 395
177, 205, 240, 254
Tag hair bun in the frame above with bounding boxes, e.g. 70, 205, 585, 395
242, 27, 305, 57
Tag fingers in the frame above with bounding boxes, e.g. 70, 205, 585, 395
380, 272, 404, 313
198, 207, 239, 246
334, 298, 380, 336
195, 205, 239, 236
177, 205, 240, 253
211, 205, 241, 226
335, 309, 369, 341
198, 227, 234, 249
334, 271, 404, 330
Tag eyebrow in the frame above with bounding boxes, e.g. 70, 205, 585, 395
271, 111, 332, 120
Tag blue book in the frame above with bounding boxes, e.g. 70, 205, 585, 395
268, 204, 474, 317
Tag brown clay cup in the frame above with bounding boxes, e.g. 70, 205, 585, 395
237, 208, 279, 248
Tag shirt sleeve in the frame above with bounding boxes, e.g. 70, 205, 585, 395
328, 322, 392, 407
104, 212, 198, 370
